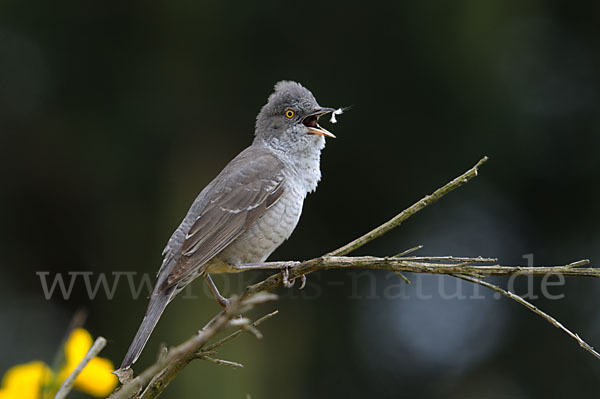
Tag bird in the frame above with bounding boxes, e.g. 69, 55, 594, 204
117, 81, 338, 373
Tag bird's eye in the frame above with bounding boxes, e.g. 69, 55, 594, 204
285, 109, 295, 119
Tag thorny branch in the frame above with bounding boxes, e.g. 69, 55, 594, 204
109, 156, 600, 398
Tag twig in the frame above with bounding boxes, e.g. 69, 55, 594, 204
204, 311, 278, 352
394, 245, 424, 257
394, 271, 411, 284
195, 355, 244, 368
53, 336, 107, 399
455, 274, 600, 360
191, 313, 279, 379
396, 256, 497, 262
328, 156, 488, 256
566, 260, 590, 268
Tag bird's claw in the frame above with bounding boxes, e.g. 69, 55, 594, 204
282, 267, 294, 288
299, 274, 306, 289
282, 267, 307, 289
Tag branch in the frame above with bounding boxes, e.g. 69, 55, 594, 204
109, 156, 600, 398
109, 293, 277, 399
242, 256, 597, 277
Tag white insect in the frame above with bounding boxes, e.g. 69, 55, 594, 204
329, 108, 344, 124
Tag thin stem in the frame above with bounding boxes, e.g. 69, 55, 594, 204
204, 310, 279, 352
54, 337, 107, 399
43, 309, 87, 399
455, 274, 600, 360
195, 355, 244, 368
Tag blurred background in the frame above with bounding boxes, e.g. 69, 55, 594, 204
1, 1, 600, 398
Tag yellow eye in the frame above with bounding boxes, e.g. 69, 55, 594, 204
285, 109, 295, 119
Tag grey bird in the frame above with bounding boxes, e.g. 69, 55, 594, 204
118, 81, 338, 372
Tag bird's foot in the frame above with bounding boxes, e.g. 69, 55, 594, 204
235, 262, 306, 289
282, 267, 307, 289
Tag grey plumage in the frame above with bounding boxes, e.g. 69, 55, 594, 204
119, 81, 337, 371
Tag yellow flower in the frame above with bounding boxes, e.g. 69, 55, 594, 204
0, 361, 52, 399
57, 328, 118, 397
0, 328, 117, 399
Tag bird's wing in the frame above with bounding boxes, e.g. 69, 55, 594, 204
164, 147, 285, 289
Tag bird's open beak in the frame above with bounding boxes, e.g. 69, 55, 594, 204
303, 107, 336, 138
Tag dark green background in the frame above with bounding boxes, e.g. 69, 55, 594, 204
1, 1, 599, 398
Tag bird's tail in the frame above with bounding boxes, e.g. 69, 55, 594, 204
118, 289, 172, 371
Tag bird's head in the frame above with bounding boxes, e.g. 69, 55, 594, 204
255, 81, 336, 151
